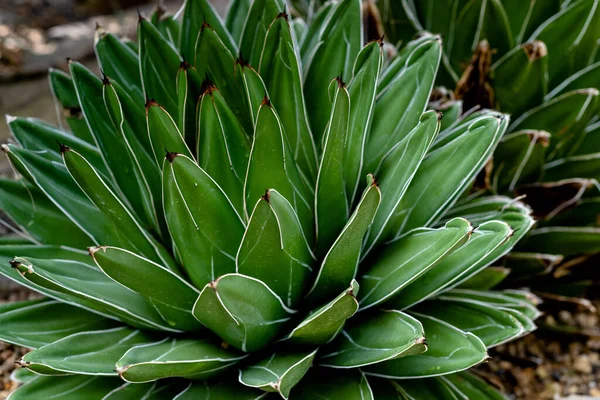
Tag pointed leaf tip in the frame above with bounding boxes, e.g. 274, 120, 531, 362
261, 95, 271, 107
9, 259, 21, 269
165, 151, 179, 163
56, 140, 70, 153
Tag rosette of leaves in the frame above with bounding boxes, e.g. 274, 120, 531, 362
0, 0, 538, 398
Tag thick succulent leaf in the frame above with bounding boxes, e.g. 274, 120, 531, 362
0, 299, 117, 348
2, 145, 121, 245
519, 226, 600, 256
528, 0, 600, 87
298, 1, 334, 62
239, 0, 284, 67
364, 313, 488, 378
146, 102, 194, 167
239, 349, 317, 398
104, 381, 189, 400
7, 256, 176, 331
492, 130, 549, 191
543, 152, 600, 182
138, 18, 181, 117
237, 189, 314, 308
395, 114, 507, 234
358, 218, 472, 310
492, 41, 548, 116
365, 36, 441, 173
287, 280, 359, 345
575, 121, 600, 156
176, 63, 204, 149
344, 42, 383, 203
319, 310, 425, 368
192, 273, 294, 352
458, 266, 511, 290
244, 103, 313, 241
304, 0, 361, 141
290, 368, 373, 400
179, 0, 236, 63
116, 338, 246, 383
501, 252, 563, 279
510, 89, 599, 159
195, 25, 253, 134
174, 380, 267, 399
440, 290, 540, 321
413, 299, 524, 347
90, 246, 202, 331
10, 368, 38, 384
8, 375, 120, 400
547, 61, 600, 100
163, 153, 244, 288
259, 14, 318, 183
0, 178, 90, 247
197, 87, 251, 214
365, 111, 440, 251
239, 65, 268, 128
369, 376, 462, 399
225, 0, 252, 44
306, 178, 380, 305
442, 195, 530, 222
95, 31, 144, 105
21, 327, 152, 376
315, 79, 351, 255
444, 371, 507, 400
502, 0, 560, 43
62, 148, 175, 269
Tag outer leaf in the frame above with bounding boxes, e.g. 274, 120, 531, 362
225, 0, 252, 43
389, 377, 466, 399
290, 368, 374, 400
458, 266, 511, 290
244, 103, 313, 241
116, 338, 246, 383
304, 0, 362, 141
319, 310, 425, 368
543, 152, 600, 182
239, 0, 284, 67
90, 246, 202, 331
315, 79, 351, 255
365, 36, 441, 172
163, 153, 244, 288
192, 273, 294, 352
547, 61, 600, 100
146, 102, 194, 167
8, 375, 120, 400
239, 350, 317, 399
519, 226, 600, 256
306, 178, 380, 305
364, 313, 488, 378
444, 372, 507, 400
104, 381, 189, 400
440, 290, 540, 321
358, 218, 472, 310
259, 14, 318, 182
174, 380, 267, 399
237, 189, 314, 308
287, 280, 359, 345
21, 327, 152, 376
0, 299, 116, 349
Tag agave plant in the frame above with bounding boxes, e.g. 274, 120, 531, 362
372, 0, 600, 299
0, 0, 539, 398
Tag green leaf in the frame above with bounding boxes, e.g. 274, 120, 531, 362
502, 0, 560, 43
519, 226, 600, 256
345, 42, 383, 203
116, 338, 246, 383
240, 65, 268, 126
239, 0, 284, 67
306, 178, 380, 305
179, 0, 236, 63
365, 111, 440, 250
413, 299, 524, 347
315, 79, 350, 255
95, 31, 144, 105
163, 153, 244, 289
543, 152, 600, 182
174, 380, 267, 399
238, 189, 314, 308
225, 0, 252, 44
138, 18, 181, 117
290, 368, 374, 400
365, 36, 441, 173
151, 11, 180, 45
358, 218, 472, 310
10, 368, 38, 384
8, 375, 120, 400
492, 40, 548, 116
395, 114, 507, 234
0, 178, 90, 248
22, 327, 152, 376
0, 299, 117, 348
319, 310, 425, 368
146, 102, 194, 167
90, 246, 202, 331
389, 377, 466, 399
439, 290, 540, 321
458, 266, 511, 290
239, 349, 317, 399
104, 381, 189, 400
244, 102, 314, 242
62, 148, 175, 269
287, 280, 359, 345
197, 85, 251, 214
176, 63, 204, 149
259, 14, 318, 183
444, 371, 507, 400
304, 0, 361, 141
546, 61, 600, 100
364, 313, 488, 378
192, 273, 294, 352
501, 252, 563, 279
7, 256, 176, 332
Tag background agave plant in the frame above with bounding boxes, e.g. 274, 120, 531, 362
369, 0, 600, 301
0, 0, 540, 398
